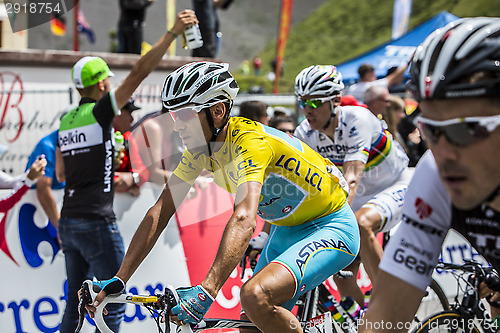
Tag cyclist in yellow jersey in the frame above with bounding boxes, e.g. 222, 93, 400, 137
87, 62, 360, 333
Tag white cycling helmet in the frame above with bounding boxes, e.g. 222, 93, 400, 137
162, 61, 239, 111
295, 65, 344, 97
408, 17, 500, 101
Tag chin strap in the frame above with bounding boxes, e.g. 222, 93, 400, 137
322, 101, 338, 131
485, 185, 500, 203
203, 104, 232, 156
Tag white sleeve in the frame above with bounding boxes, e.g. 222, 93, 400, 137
293, 120, 310, 143
379, 151, 452, 290
343, 108, 374, 164
0, 171, 26, 189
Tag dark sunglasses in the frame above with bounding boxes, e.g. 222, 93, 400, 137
417, 115, 500, 146
298, 96, 333, 109
169, 105, 206, 122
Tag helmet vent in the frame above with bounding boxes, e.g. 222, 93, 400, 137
186, 72, 200, 90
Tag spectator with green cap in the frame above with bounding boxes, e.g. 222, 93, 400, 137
55, 9, 198, 333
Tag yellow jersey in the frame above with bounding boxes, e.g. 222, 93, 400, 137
173, 117, 348, 226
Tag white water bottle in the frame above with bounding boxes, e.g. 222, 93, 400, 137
183, 24, 203, 49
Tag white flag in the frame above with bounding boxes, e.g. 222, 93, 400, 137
392, 0, 412, 40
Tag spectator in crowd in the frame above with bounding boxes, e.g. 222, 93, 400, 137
239, 100, 269, 125
55, 10, 198, 333
118, 0, 154, 54
385, 95, 407, 145
1, 159, 47, 189
25, 129, 65, 229
268, 115, 295, 135
347, 62, 408, 103
364, 85, 391, 119
192, 0, 217, 58
397, 106, 428, 167
113, 98, 149, 197
340, 94, 367, 108
192, 0, 233, 58
386, 66, 406, 93
1, 158, 46, 217
1, 171, 30, 189
253, 56, 262, 76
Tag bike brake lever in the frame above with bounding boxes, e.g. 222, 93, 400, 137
74, 281, 92, 333
165, 286, 194, 333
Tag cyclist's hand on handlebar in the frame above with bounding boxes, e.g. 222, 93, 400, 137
84, 277, 125, 318
171, 285, 214, 325
485, 271, 500, 292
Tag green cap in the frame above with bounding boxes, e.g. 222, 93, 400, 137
71, 56, 114, 88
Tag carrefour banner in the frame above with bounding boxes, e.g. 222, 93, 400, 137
0, 182, 259, 332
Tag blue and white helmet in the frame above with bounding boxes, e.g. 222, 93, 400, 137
161, 62, 239, 111
408, 17, 500, 101
295, 65, 344, 97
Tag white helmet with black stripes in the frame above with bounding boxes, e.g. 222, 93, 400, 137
161, 61, 239, 111
408, 17, 500, 101
295, 65, 344, 97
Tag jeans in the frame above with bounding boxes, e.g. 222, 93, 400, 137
58, 217, 125, 333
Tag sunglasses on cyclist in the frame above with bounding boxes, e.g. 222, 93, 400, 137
298, 96, 333, 109
169, 105, 206, 122
417, 115, 500, 146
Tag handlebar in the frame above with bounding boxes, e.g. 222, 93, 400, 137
76, 280, 193, 333
436, 260, 496, 277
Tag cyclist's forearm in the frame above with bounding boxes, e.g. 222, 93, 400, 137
117, 197, 174, 282
202, 215, 256, 297
343, 160, 365, 205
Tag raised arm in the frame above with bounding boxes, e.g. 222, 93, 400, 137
114, 10, 198, 109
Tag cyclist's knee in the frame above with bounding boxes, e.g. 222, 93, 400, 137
240, 280, 272, 312
355, 209, 380, 236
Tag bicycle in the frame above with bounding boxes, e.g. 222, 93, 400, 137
293, 273, 448, 333
239, 247, 449, 333
410, 260, 500, 333
75, 278, 340, 333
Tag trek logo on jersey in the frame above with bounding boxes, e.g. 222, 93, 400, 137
402, 215, 444, 237
58, 123, 103, 152
415, 197, 433, 219
295, 238, 353, 275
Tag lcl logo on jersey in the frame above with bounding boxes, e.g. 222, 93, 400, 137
415, 197, 433, 219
